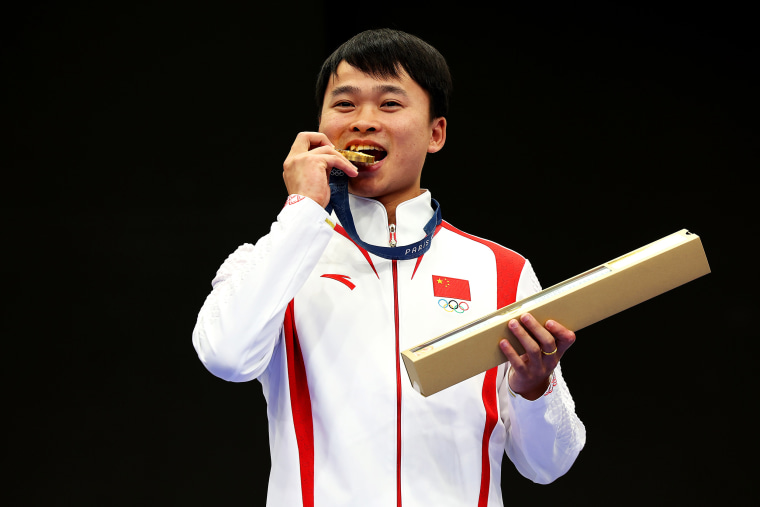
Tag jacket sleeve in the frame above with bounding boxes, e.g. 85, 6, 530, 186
499, 261, 587, 484
192, 197, 335, 382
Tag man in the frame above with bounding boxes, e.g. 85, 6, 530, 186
193, 29, 585, 506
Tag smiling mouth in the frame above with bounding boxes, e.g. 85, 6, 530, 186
344, 144, 388, 163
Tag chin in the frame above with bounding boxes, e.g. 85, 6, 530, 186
347, 183, 381, 200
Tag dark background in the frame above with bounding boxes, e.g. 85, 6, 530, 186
4, 1, 756, 505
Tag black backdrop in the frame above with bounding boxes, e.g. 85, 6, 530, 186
4, 2, 756, 505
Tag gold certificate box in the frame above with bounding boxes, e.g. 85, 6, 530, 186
402, 229, 710, 397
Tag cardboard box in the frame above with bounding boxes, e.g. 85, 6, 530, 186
401, 229, 710, 396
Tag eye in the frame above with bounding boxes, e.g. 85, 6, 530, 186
382, 100, 402, 109
334, 100, 354, 109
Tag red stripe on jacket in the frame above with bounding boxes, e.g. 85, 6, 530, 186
285, 300, 315, 507
334, 224, 379, 278
440, 222, 526, 506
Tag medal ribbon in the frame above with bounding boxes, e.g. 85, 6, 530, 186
325, 169, 441, 260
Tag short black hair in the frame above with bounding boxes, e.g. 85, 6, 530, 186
316, 29, 452, 121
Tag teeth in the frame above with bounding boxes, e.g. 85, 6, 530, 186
349, 144, 378, 152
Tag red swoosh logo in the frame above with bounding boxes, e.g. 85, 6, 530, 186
320, 274, 356, 290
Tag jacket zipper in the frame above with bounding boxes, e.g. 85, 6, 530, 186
389, 224, 397, 247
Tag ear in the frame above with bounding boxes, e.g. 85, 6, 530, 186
427, 117, 447, 153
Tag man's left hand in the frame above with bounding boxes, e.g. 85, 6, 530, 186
499, 313, 576, 401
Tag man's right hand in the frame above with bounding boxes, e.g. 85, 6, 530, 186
283, 132, 359, 208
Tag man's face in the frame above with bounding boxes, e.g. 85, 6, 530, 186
319, 61, 446, 208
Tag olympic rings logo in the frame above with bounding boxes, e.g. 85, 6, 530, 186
438, 299, 470, 313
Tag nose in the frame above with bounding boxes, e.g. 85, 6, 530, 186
350, 107, 380, 133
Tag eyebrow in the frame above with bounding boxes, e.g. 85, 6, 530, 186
330, 84, 409, 98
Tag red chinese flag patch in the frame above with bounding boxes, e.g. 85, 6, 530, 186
432, 275, 471, 301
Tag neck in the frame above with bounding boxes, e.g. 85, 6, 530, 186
376, 189, 426, 225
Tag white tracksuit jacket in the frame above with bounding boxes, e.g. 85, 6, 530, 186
193, 191, 586, 507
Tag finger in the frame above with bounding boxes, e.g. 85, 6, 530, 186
516, 313, 557, 354
284, 148, 359, 181
288, 131, 334, 158
498, 338, 526, 369
507, 317, 543, 357
300, 145, 360, 177
545, 319, 576, 355
287, 133, 362, 177
326, 153, 360, 177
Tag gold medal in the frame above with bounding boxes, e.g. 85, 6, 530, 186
337, 149, 375, 164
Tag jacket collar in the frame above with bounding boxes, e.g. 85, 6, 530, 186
346, 191, 434, 247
